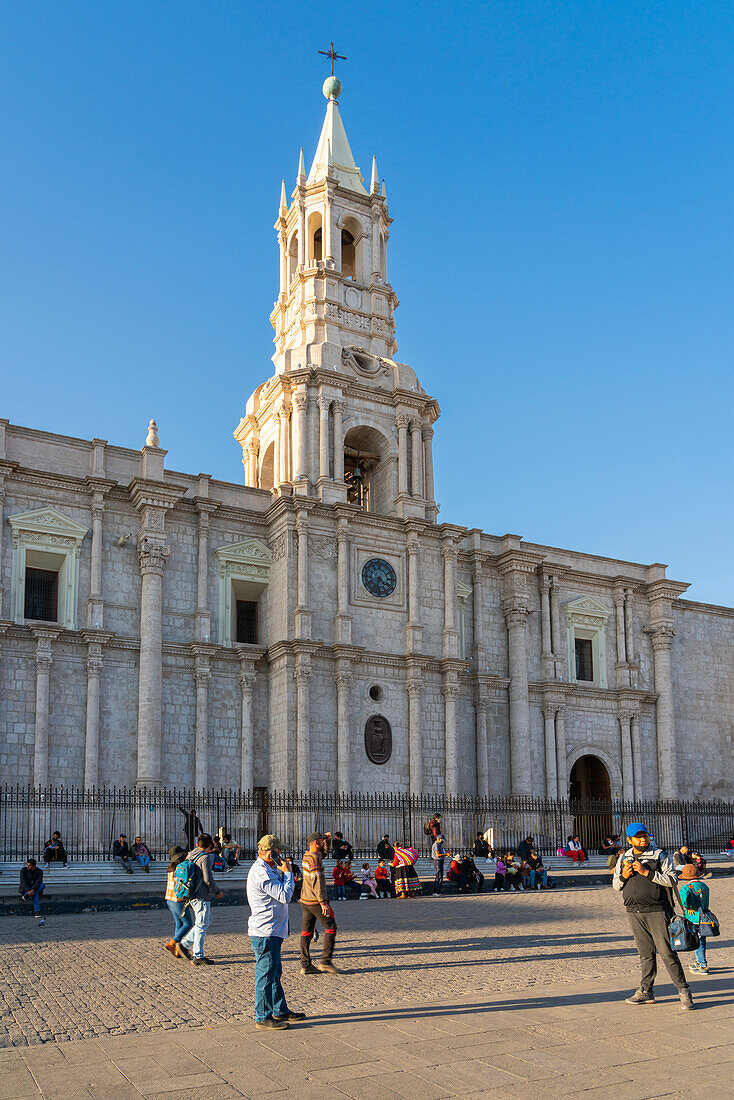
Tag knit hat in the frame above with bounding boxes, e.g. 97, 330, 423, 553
679, 864, 700, 881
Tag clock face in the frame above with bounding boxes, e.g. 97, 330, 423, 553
361, 557, 397, 599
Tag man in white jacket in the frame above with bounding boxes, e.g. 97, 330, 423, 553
246, 834, 306, 1030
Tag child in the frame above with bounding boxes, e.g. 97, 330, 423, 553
360, 862, 378, 898
332, 859, 346, 901
679, 864, 711, 974
375, 859, 393, 897
493, 856, 507, 891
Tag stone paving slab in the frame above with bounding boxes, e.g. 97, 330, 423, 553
0, 880, 732, 1096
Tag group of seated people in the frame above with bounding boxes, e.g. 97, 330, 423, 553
470, 834, 552, 892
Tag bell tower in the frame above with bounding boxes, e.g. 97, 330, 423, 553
235, 68, 439, 521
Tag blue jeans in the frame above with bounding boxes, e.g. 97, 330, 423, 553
250, 936, 288, 1022
180, 899, 212, 959
433, 858, 445, 892
695, 938, 707, 968
23, 884, 45, 913
135, 852, 150, 868
167, 899, 194, 942
530, 868, 548, 888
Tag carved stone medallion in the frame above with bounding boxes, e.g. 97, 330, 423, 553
364, 715, 392, 765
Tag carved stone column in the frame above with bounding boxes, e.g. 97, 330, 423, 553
136, 543, 170, 785
194, 501, 215, 642
410, 419, 423, 499
614, 582, 629, 687
31, 627, 60, 786
503, 600, 531, 796
651, 625, 677, 798
405, 529, 422, 653
273, 411, 281, 490
279, 404, 290, 485
239, 659, 256, 793
550, 576, 562, 670
443, 679, 460, 796
295, 510, 311, 639
318, 396, 330, 482
555, 705, 567, 800
631, 712, 642, 797
475, 696, 489, 798
245, 442, 259, 487
87, 496, 105, 628
278, 228, 287, 297
332, 399, 345, 483
442, 540, 458, 659
396, 414, 409, 496
336, 664, 352, 794
193, 658, 210, 790
471, 555, 485, 669
422, 424, 435, 516
295, 661, 312, 792
81, 631, 112, 788
293, 390, 309, 483
334, 514, 351, 645
407, 674, 422, 795
543, 705, 557, 799
624, 588, 636, 666
540, 573, 552, 678
619, 710, 634, 800
298, 200, 306, 268
307, 385, 319, 484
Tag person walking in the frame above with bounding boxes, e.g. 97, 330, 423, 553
391, 844, 421, 898
246, 834, 306, 1030
179, 834, 224, 965
678, 864, 711, 975
19, 859, 46, 923
431, 834, 449, 895
300, 832, 339, 976
613, 822, 694, 1010
164, 847, 194, 959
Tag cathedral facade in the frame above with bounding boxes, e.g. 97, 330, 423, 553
1, 76, 733, 801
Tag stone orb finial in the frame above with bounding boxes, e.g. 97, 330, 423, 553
145, 419, 160, 448
323, 75, 342, 100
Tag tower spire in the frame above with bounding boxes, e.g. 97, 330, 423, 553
297, 147, 306, 184
307, 72, 367, 194
370, 156, 379, 194
279, 179, 287, 214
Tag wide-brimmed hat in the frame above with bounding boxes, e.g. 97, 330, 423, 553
306, 831, 326, 844
257, 834, 281, 852
679, 864, 701, 881
168, 846, 186, 860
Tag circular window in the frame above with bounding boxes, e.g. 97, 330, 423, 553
368, 684, 384, 703
361, 557, 397, 598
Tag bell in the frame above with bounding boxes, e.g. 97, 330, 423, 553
352, 461, 364, 482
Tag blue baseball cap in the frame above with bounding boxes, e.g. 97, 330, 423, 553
625, 822, 649, 838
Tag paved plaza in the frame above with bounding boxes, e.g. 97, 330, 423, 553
0, 880, 732, 1098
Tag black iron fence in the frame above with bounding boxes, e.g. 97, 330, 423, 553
1, 785, 733, 863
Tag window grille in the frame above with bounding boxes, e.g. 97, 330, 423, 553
236, 600, 258, 644
24, 567, 59, 622
575, 637, 593, 681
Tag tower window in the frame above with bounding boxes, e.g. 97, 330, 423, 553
312, 227, 322, 262
25, 567, 59, 623
341, 229, 356, 279
236, 600, 258, 644
575, 637, 593, 681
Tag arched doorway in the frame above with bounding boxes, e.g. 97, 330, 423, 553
569, 754, 612, 854
570, 755, 611, 801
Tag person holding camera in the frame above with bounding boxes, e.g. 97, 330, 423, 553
613, 822, 693, 1010
246, 834, 306, 1030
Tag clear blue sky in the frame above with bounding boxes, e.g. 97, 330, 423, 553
2, 2, 733, 604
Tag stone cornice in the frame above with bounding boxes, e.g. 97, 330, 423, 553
647, 579, 690, 603
85, 476, 117, 496
677, 599, 734, 619
128, 478, 182, 514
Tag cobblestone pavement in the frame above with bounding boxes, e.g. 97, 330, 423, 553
0, 880, 732, 1097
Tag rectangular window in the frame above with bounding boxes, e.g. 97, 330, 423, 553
24, 567, 59, 622
575, 637, 593, 681
236, 600, 258, 644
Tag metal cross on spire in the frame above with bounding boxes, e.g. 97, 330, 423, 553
318, 41, 346, 77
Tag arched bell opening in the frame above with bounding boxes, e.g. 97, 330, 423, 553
343, 424, 393, 515
259, 441, 275, 491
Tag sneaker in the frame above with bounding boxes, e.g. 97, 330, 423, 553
300, 964, 320, 976
680, 988, 695, 1011
316, 961, 342, 976
689, 962, 703, 974
255, 1018, 289, 1030
273, 1011, 306, 1022
625, 990, 656, 1005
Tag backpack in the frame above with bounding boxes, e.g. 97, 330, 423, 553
668, 915, 699, 952
172, 857, 198, 901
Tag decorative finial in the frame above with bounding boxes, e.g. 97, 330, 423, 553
319, 40, 345, 100
279, 179, 287, 213
370, 156, 379, 194
145, 419, 160, 448
381, 178, 387, 199
297, 147, 306, 183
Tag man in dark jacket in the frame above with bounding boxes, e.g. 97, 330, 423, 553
19, 859, 45, 920
460, 854, 485, 893
517, 836, 535, 861
330, 832, 353, 861
178, 834, 223, 965
376, 835, 394, 861
613, 822, 693, 1010
113, 834, 133, 873
473, 833, 489, 859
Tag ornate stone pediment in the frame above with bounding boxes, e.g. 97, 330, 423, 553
8, 508, 88, 543
215, 539, 272, 568
564, 596, 611, 626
